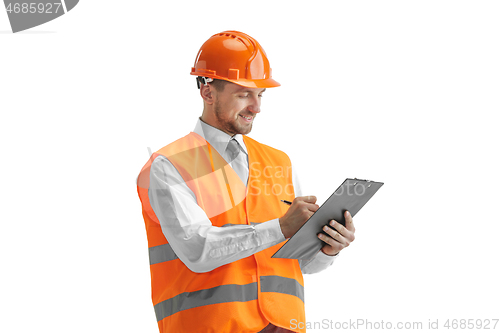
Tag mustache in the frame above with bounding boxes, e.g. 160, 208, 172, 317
239, 113, 255, 118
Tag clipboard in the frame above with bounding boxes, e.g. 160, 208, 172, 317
272, 178, 384, 260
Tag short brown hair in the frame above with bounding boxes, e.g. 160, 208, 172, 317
209, 79, 228, 92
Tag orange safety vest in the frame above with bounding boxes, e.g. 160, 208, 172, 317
137, 132, 305, 333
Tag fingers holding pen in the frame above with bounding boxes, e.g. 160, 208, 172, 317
294, 195, 319, 213
279, 195, 320, 239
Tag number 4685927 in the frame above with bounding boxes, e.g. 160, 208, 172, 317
6, 3, 62, 14
444, 319, 499, 330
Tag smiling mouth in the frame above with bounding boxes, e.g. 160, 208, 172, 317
239, 114, 253, 122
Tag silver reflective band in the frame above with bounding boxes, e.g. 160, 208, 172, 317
149, 243, 178, 265
154, 282, 258, 322
260, 275, 305, 303
153, 276, 304, 322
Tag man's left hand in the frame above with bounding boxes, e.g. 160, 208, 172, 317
318, 211, 355, 256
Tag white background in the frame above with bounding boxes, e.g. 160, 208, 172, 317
1, 1, 499, 332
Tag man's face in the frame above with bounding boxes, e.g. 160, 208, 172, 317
212, 82, 265, 136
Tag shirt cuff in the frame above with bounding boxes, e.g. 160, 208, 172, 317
316, 249, 339, 262
254, 218, 286, 245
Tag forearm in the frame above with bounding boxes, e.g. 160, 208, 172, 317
161, 216, 285, 273
150, 155, 286, 273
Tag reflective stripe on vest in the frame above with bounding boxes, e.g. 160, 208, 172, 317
154, 275, 304, 322
149, 243, 178, 265
260, 275, 305, 302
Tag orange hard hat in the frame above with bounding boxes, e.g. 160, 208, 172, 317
191, 30, 280, 88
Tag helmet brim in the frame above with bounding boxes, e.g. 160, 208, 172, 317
224, 78, 281, 88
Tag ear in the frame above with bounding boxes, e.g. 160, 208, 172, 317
200, 84, 215, 105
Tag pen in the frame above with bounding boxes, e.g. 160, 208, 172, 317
280, 200, 292, 206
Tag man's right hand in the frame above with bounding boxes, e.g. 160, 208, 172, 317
279, 196, 319, 239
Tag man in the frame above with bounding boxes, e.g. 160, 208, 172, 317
137, 30, 355, 333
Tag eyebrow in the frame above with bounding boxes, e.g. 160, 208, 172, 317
236, 88, 266, 94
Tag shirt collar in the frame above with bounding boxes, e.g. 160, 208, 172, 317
193, 118, 248, 156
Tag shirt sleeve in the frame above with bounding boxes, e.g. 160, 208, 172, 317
291, 160, 338, 274
149, 155, 286, 273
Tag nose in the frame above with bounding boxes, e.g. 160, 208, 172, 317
248, 95, 261, 114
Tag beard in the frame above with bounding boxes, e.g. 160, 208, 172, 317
214, 99, 254, 135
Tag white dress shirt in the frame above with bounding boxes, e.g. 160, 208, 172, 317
148, 119, 336, 274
